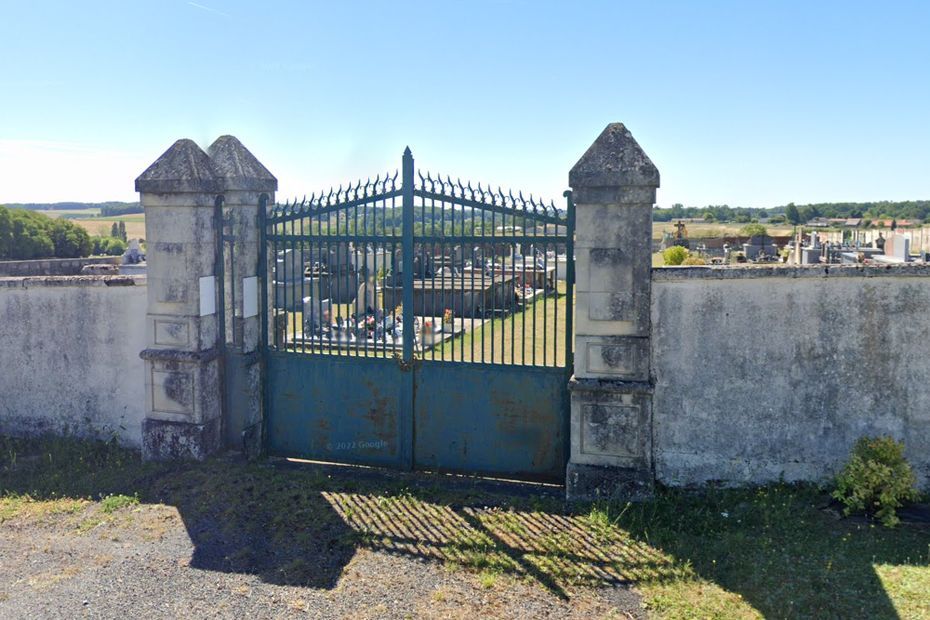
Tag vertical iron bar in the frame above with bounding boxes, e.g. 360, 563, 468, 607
481, 211, 486, 363
543, 215, 548, 367
214, 196, 226, 352
521, 232, 527, 366
552, 227, 557, 365
469, 241, 476, 363
258, 195, 270, 458
564, 190, 575, 369
401, 148, 415, 471
289, 210, 296, 350
490, 197, 495, 364
259, 197, 269, 353
299, 206, 306, 354
319, 205, 325, 354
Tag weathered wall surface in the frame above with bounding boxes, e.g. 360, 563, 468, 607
0, 256, 121, 277
0, 276, 146, 447
652, 264, 930, 488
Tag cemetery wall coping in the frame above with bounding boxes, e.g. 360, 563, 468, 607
0, 275, 146, 289
652, 263, 930, 282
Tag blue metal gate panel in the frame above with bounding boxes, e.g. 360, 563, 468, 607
262, 148, 575, 482
265, 352, 406, 468
414, 363, 569, 481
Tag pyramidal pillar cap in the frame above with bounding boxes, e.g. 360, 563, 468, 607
569, 123, 660, 190
135, 139, 222, 194
208, 135, 278, 192
136, 135, 278, 195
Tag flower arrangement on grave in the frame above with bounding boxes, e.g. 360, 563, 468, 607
443, 308, 453, 325
364, 314, 376, 335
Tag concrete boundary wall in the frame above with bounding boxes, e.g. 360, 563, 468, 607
0, 256, 122, 277
652, 264, 930, 488
0, 275, 147, 447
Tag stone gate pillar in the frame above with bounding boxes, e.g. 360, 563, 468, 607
135, 137, 275, 460
207, 136, 277, 455
565, 123, 659, 500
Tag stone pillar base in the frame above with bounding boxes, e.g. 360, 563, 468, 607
566, 462, 654, 502
142, 417, 221, 461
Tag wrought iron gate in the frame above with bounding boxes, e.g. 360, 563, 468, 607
262, 148, 574, 481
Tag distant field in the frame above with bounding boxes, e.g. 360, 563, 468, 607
36, 209, 146, 240
36, 208, 797, 244
78, 217, 146, 240
652, 222, 794, 240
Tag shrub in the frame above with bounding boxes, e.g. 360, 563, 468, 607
91, 236, 127, 256
662, 245, 688, 266
832, 436, 919, 527
682, 255, 706, 265
739, 223, 768, 238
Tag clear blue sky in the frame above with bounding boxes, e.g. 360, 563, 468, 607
1, 0, 928, 208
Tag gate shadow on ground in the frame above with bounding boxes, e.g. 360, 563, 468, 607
2, 437, 927, 617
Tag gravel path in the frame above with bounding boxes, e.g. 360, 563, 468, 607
0, 499, 643, 619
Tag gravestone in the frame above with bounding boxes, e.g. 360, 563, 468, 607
393, 247, 404, 278
354, 279, 378, 316
304, 297, 332, 332
885, 234, 909, 261
122, 239, 145, 265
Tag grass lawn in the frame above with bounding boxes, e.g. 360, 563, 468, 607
2, 435, 927, 618
283, 283, 572, 367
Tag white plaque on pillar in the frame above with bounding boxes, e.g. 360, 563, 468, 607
199, 276, 216, 316
242, 276, 258, 318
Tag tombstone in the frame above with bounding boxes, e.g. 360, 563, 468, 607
121, 239, 144, 265
412, 253, 435, 279
742, 235, 775, 261
452, 245, 464, 267
354, 279, 378, 317
886, 234, 909, 261
363, 246, 387, 277
304, 297, 332, 332
393, 247, 404, 277
322, 242, 351, 271
275, 249, 307, 283
276, 275, 320, 311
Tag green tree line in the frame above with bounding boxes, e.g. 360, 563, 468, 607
0, 206, 126, 260
654, 200, 930, 224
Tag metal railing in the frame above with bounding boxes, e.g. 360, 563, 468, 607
264, 148, 574, 368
